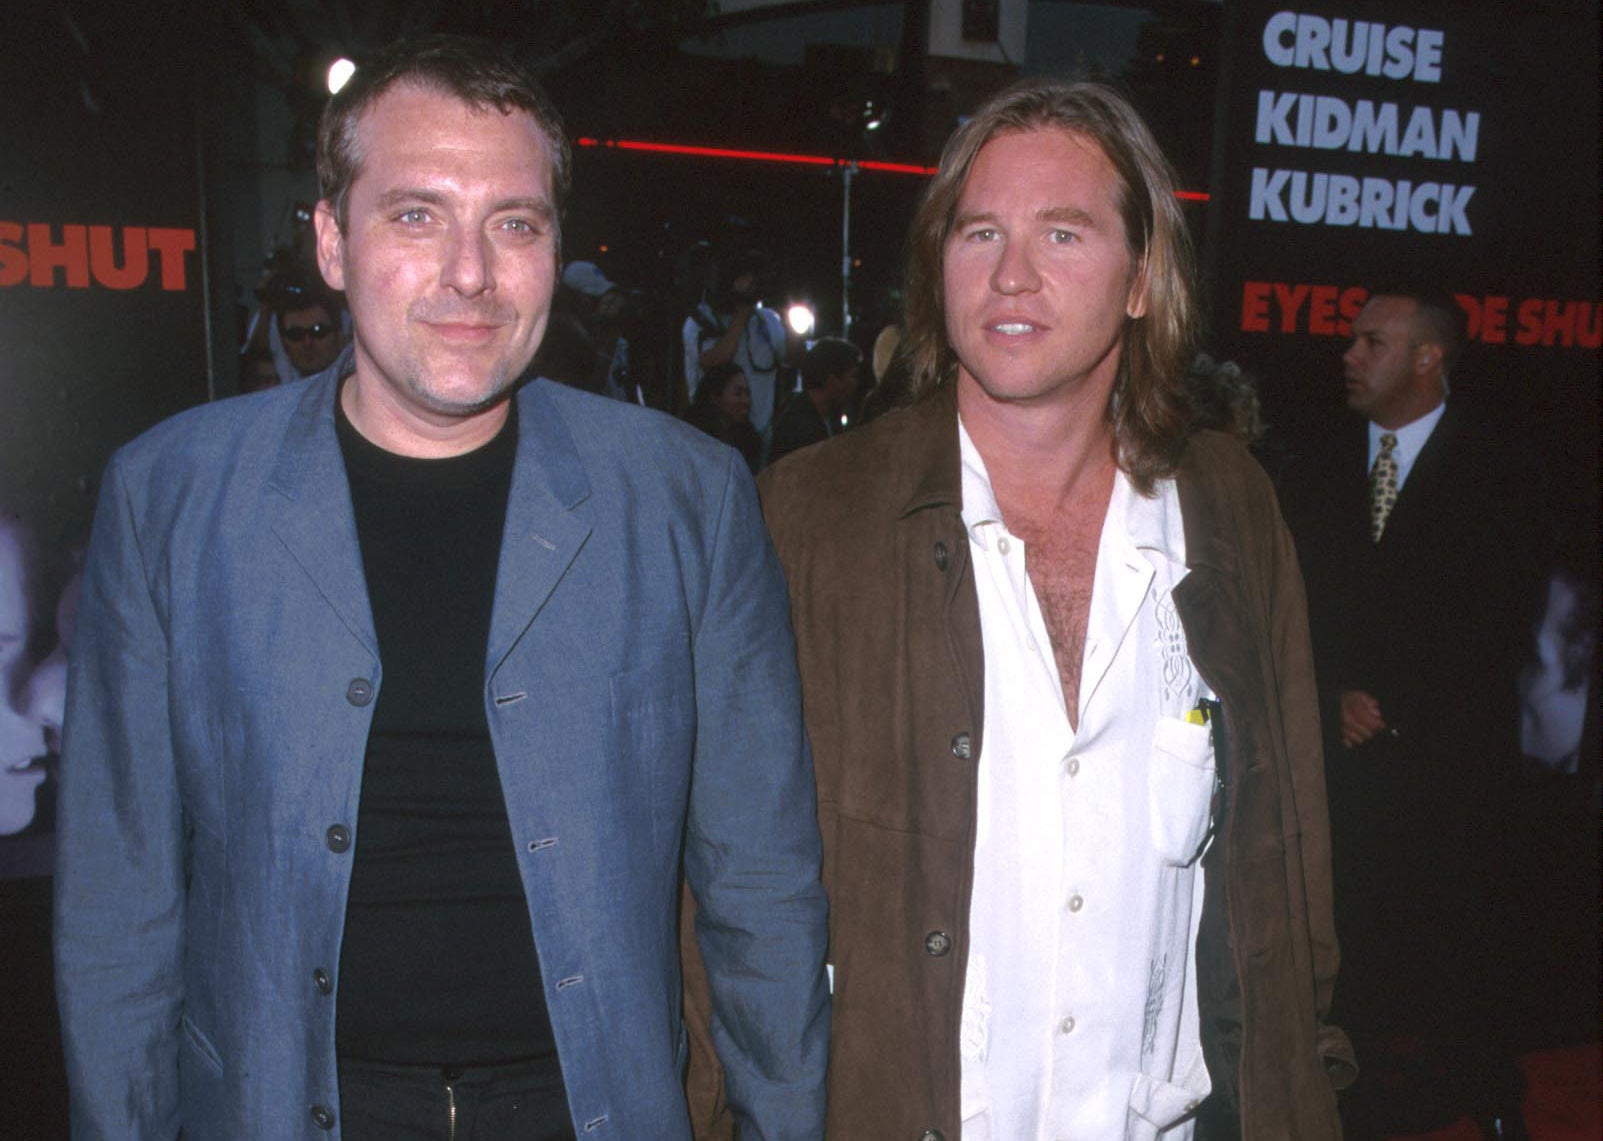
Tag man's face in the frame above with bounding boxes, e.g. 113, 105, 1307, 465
942, 127, 1145, 411
315, 82, 558, 444
278, 304, 341, 375
823, 363, 859, 413
1343, 296, 1437, 428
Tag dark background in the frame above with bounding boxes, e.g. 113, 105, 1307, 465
3, 0, 1596, 1133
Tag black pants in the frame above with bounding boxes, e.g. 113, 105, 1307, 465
337, 1056, 576, 1141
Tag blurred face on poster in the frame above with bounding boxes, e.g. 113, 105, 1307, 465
0, 517, 51, 835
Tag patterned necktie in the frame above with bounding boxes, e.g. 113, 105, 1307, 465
1368, 432, 1400, 542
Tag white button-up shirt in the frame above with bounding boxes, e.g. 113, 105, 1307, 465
957, 420, 1214, 1141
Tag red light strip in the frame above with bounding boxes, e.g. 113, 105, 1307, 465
577, 136, 932, 174
575, 136, 1210, 200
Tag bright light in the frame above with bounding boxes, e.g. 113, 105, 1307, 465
787, 303, 816, 338
327, 58, 356, 95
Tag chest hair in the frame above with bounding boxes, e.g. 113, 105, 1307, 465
1010, 510, 1105, 729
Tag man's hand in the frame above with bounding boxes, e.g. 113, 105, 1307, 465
697, 301, 758, 371
1339, 689, 1387, 748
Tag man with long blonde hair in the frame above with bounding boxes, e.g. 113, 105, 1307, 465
692, 77, 1352, 1140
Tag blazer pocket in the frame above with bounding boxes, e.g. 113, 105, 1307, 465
179, 1013, 224, 1074
177, 1015, 227, 1141
1148, 717, 1216, 866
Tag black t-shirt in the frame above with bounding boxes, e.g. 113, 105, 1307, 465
334, 394, 557, 1069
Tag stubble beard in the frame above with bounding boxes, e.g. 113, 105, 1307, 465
400, 363, 522, 419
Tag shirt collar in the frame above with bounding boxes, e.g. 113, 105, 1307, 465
958, 417, 1004, 550
1122, 469, 1187, 569
1368, 399, 1445, 475
958, 416, 1186, 568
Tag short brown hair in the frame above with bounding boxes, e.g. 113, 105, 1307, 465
902, 78, 1197, 492
800, 337, 863, 390
316, 34, 571, 232
1364, 286, 1467, 378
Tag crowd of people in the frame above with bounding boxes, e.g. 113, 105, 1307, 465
31, 30, 1598, 1141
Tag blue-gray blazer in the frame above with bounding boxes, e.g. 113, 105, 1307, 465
54, 372, 829, 1139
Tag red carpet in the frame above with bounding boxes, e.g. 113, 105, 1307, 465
1382, 1043, 1602, 1141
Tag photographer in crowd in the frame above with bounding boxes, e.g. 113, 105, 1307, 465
682, 250, 799, 452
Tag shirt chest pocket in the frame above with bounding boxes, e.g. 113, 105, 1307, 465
1147, 716, 1217, 866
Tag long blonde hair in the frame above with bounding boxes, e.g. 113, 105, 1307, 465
902, 78, 1197, 492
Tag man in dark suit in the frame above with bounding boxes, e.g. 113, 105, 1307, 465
768, 336, 861, 465
1281, 288, 1544, 1137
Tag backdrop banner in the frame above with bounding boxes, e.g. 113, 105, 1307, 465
2, 4, 209, 879
1205, 0, 1601, 489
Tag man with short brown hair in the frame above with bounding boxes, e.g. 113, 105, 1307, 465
57, 34, 827, 1141
768, 336, 861, 465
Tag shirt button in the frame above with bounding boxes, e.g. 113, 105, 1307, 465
924, 930, 952, 957
997, 536, 1012, 556
1060, 1015, 1076, 1034
949, 732, 973, 761
933, 541, 949, 571
1067, 894, 1084, 913
313, 968, 332, 995
345, 678, 374, 706
325, 824, 352, 853
1066, 757, 1080, 777
310, 1104, 335, 1130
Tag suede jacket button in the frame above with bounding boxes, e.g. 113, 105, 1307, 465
950, 732, 973, 761
924, 930, 952, 957
933, 541, 949, 571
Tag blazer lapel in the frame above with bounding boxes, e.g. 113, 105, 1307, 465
487, 381, 593, 674
265, 374, 378, 656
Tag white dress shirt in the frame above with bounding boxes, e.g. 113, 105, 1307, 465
1367, 400, 1445, 491
957, 420, 1214, 1141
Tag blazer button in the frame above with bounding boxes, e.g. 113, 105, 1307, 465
920, 1130, 946, 1141
325, 824, 352, 853
310, 1104, 335, 1130
924, 930, 952, 957
313, 967, 332, 995
949, 732, 973, 761
345, 678, 374, 706
933, 541, 949, 571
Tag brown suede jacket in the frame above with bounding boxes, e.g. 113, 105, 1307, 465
686, 387, 1354, 1139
